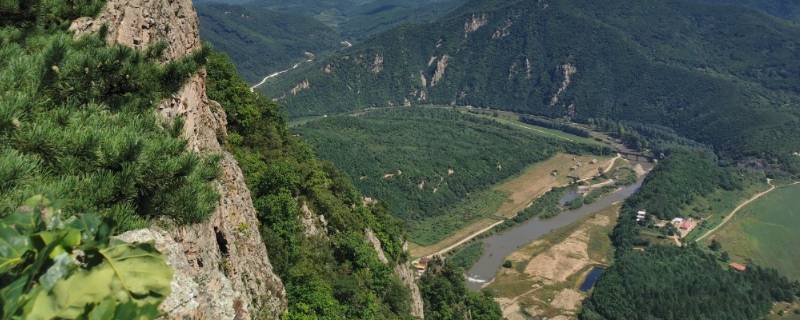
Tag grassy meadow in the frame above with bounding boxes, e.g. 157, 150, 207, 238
708, 183, 800, 280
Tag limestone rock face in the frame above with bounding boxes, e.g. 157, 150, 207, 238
71, 1, 287, 319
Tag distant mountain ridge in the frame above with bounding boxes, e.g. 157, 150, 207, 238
265, 0, 800, 174
196, 3, 342, 82
194, 0, 465, 82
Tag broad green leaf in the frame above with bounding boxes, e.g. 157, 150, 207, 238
2, 211, 39, 234
0, 225, 30, 273
98, 241, 172, 297
38, 253, 76, 291
1, 274, 30, 318
87, 297, 116, 320
22, 242, 171, 319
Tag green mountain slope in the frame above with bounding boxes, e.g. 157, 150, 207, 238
266, 0, 800, 174
244, 0, 467, 39
689, 0, 800, 22
196, 3, 342, 82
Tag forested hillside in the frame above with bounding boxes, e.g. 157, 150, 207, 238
689, 0, 800, 22
267, 0, 800, 174
296, 108, 611, 237
237, 0, 466, 39
195, 0, 465, 82
196, 3, 342, 82
206, 53, 500, 319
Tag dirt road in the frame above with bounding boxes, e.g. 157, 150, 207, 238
694, 180, 782, 243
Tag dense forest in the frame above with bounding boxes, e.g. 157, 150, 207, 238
266, 0, 800, 175
0, 1, 214, 317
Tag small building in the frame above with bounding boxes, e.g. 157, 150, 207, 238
671, 217, 684, 225
679, 220, 694, 230
729, 262, 747, 272
636, 210, 647, 222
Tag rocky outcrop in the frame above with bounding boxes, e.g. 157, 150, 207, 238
550, 63, 577, 107
395, 262, 425, 319
290, 79, 310, 95
464, 13, 488, 37
371, 53, 384, 74
71, 1, 287, 319
365, 231, 424, 319
365, 228, 390, 264
300, 202, 327, 238
431, 55, 450, 87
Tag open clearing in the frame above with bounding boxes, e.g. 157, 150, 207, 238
484, 204, 621, 319
409, 153, 615, 258
705, 183, 800, 280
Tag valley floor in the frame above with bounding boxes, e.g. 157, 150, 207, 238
409, 153, 615, 258
484, 204, 621, 319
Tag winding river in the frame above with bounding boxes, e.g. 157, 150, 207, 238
465, 167, 649, 290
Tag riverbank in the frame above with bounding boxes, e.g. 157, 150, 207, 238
484, 205, 621, 319
409, 153, 617, 258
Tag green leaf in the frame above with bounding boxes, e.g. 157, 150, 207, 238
87, 297, 116, 320
1, 274, 30, 318
38, 253, 76, 291
21, 241, 172, 319
98, 241, 172, 297
0, 225, 31, 273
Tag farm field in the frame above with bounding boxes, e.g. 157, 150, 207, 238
484, 205, 621, 320
705, 183, 800, 280
296, 107, 612, 246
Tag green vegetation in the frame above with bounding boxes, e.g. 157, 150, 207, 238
296, 108, 611, 243
0, 0, 219, 231
408, 190, 505, 246
268, 0, 800, 174
498, 187, 567, 231
206, 51, 421, 319
420, 258, 502, 320
1, 196, 171, 319
624, 151, 741, 221
583, 150, 799, 320
196, 3, 342, 82
711, 184, 800, 280
196, 0, 466, 82
448, 241, 484, 270
581, 246, 799, 320
239, 0, 466, 39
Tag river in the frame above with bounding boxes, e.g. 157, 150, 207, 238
465, 167, 649, 290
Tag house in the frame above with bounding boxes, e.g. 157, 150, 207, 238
729, 262, 747, 272
679, 220, 694, 230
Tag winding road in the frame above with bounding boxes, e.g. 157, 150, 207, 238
694, 179, 785, 242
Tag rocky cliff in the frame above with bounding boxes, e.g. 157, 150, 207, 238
70, 1, 287, 319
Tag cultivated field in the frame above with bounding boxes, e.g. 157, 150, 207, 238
706, 183, 800, 280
